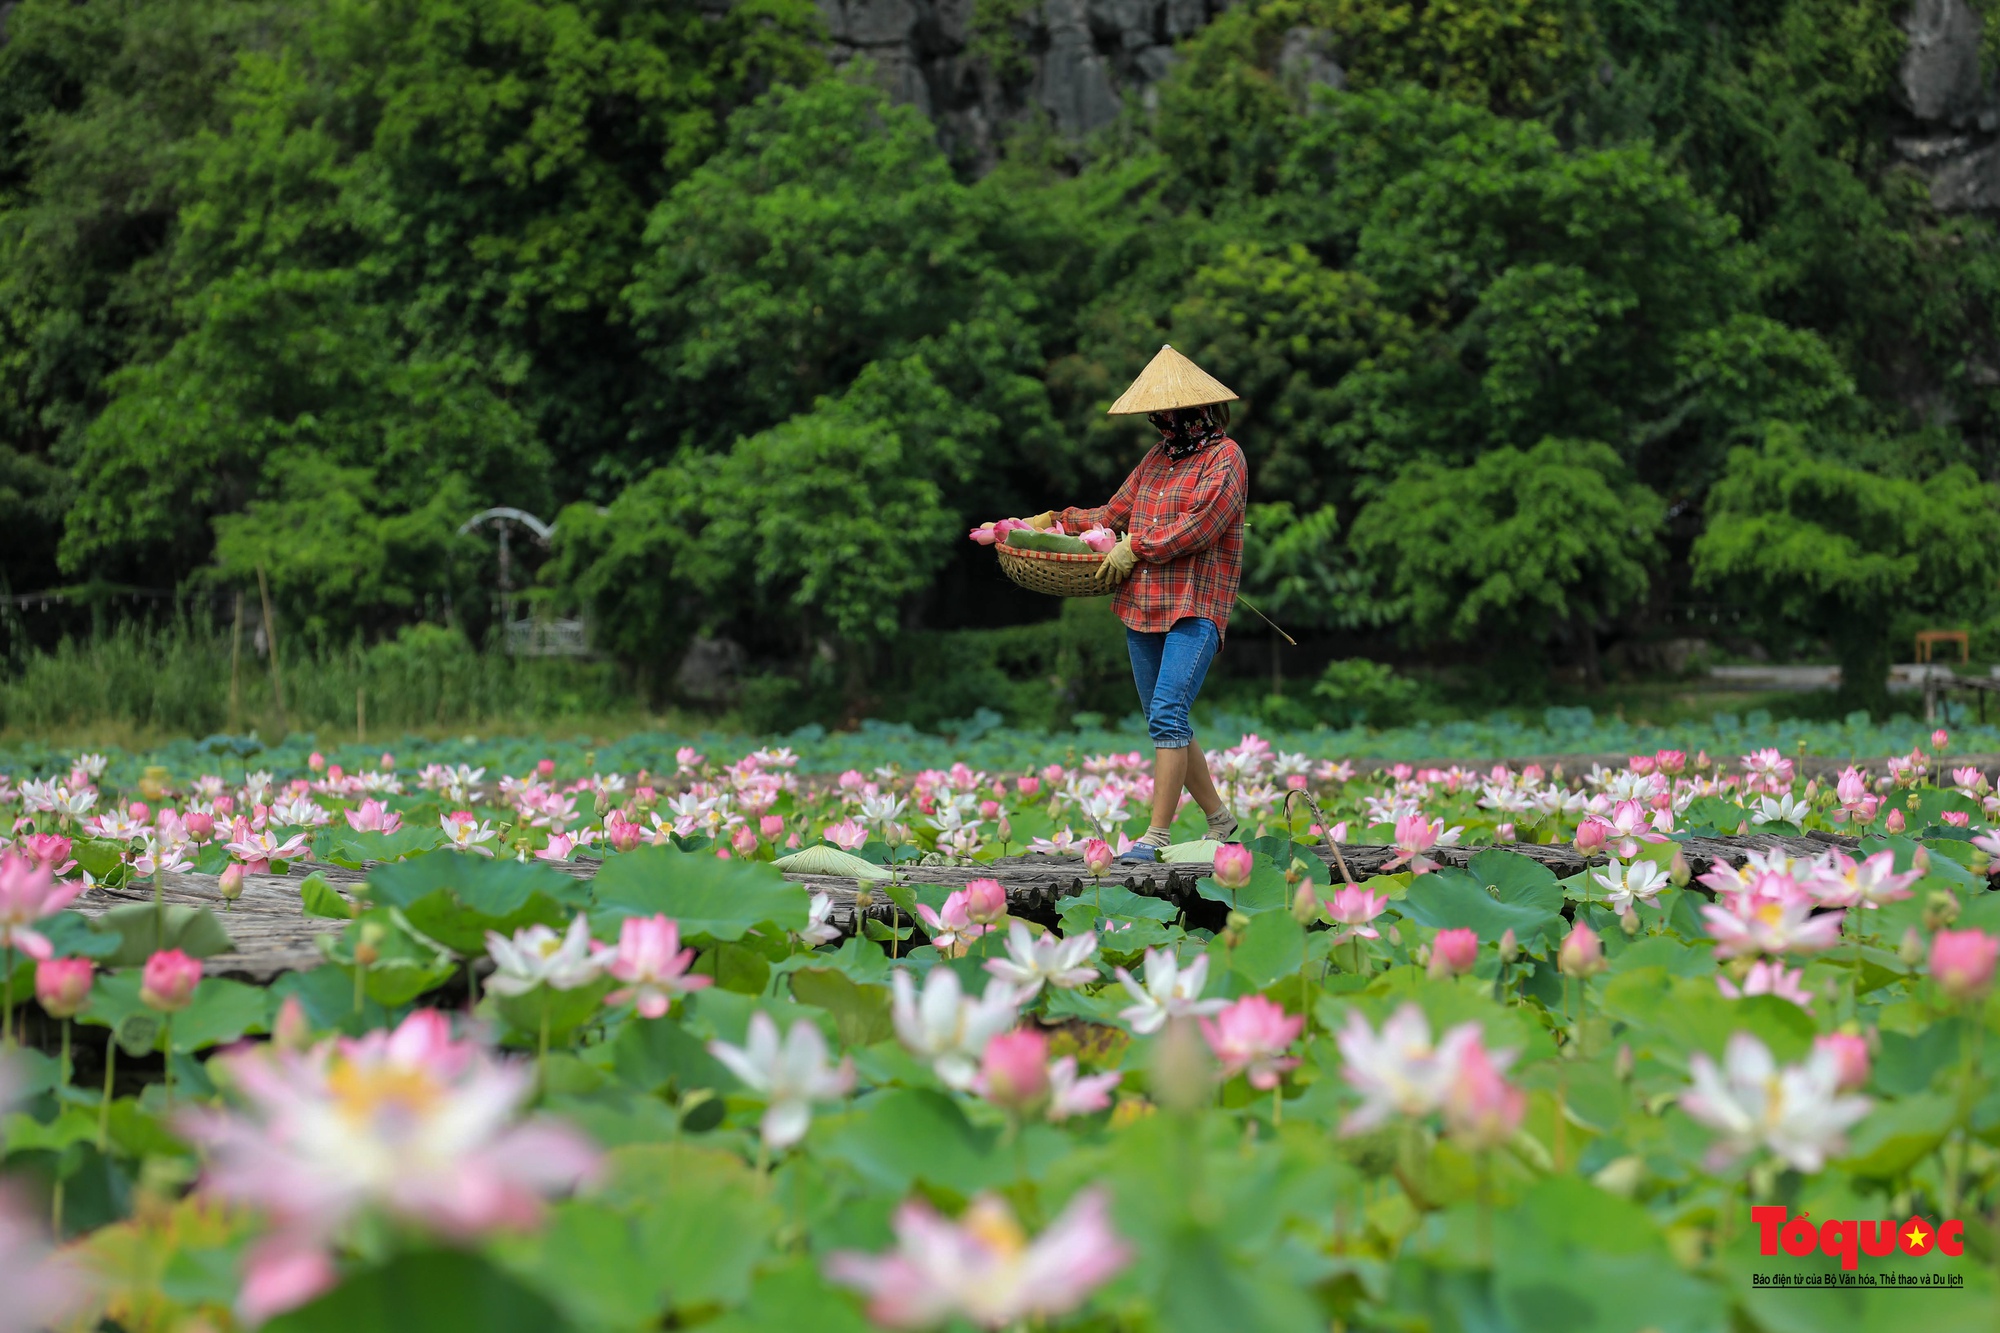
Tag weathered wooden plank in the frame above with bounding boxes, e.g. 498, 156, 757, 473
55, 832, 1872, 984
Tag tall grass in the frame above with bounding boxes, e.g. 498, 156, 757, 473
0, 622, 644, 743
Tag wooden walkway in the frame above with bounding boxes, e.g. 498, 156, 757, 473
65, 831, 1863, 982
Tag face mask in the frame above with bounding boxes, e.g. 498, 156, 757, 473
1149, 409, 1220, 460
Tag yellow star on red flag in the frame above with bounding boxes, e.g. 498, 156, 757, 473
1905, 1221, 1929, 1251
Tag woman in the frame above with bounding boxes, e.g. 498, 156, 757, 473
1027, 345, 1247, 862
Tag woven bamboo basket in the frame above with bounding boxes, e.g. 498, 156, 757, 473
995, 544, 1108, 597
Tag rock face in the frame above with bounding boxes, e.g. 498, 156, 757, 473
1893, 0, 2000, 211
810, 0, 1339, 168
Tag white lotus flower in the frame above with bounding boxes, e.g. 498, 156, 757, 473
1679, 1031, 1871, 1172
483, 916, 613, 996
890, 967, 1020, 1089
707, 1013, 854, 1149
1590, 859, 1669, 912
984, 923, 1100, 996
1112, 949, 1226, 1035
1335, 1003, 1489, 1136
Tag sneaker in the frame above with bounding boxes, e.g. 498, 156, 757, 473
1117, 844, 1160, 862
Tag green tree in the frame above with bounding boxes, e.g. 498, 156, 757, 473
1349, 437, 1666, 679
1691, 428, 2000, 714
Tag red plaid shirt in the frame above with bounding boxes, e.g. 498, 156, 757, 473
1058, 437, 1247, 641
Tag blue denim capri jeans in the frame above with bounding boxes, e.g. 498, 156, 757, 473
1126, 617, 1220, 749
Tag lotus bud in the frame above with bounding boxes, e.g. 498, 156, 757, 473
1924, 890, 1960, 933
759, 815, 785, 841
1428, 927, 1478, 979
1614, 1043, 1634, 1081
1898, 927, 1926, 967
272, 995, 312, 1052
1935, 729, 1951, 752
1620, 906, 1640, 936
1387, 923, 1402, 947
1931, 929, 2000, 1002
979, 800, 1000, 821
139, 949, 202, 1013
1912, 845, 1930, 874
537, 758, 556, 779
34, 957, 94, 1019
1081, 838, 1113, 878
1558, 921, 1606, 978
1886, 808, 1906, 834
1802, 778, 1819, 803
1814, 1032, 1870, 1092
997, 815, 1012, 842
607, 816, 642, 854
380, 751, 396, 771
128, 801, 150, 821
183, 811, 215, 843
219, 863, 246, 902
1290, 877, 1321, 925
1498, 928, 1519, 963
1669, 849, 1690, 887
730, 824, 759, 856
965, 878, 1008, 925
1212, 843, 1254, 890
1495, 822, 1516, 843
308, 752, 325, 773
1017, 776, 1041, 797
1573, 819, 1607, 855
978, 1029, 1051, 1113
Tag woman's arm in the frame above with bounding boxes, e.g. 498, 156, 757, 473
1131, 448, 1246, 562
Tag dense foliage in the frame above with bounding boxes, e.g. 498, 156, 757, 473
3, 736, 2000, 1326
7, 0, 2000, 695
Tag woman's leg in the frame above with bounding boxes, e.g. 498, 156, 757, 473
1137, 619, 1222, 845
1185, 737, 1222, 815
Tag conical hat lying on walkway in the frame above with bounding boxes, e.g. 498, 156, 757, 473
1106, 344, 1239, 415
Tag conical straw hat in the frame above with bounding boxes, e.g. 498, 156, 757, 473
1106, 344, 1239, 415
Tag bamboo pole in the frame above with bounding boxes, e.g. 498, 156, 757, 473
228, 592, 244, 732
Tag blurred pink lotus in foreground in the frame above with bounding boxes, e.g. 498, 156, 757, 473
180, 1009, 598, 1323
0, 853, 82, 960
1443, 1036, 1525, 1149
1336, 1003, 1488, 1136
605, 915, 711, 1018
891, 967, 1020, 1089
826, 1188, 1130, 1329
1931, 928, 2000, 1002
140, 949, 202, 1012
1715, 960, 1814, 1009
1200, 995, 1304, 1089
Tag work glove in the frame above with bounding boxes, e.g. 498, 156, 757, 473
1024, 511, 1057, 530
1095, 534, 1136, 586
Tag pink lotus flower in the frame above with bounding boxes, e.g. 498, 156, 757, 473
1573, 818, 1608, 854
1211, 843, 1254, 889
1803, 850, 1918, 910
1655, 749, 1687, 775
605, 813, 643, 854
826, 1189, 1131, 1329
1081, 838, 1112, 877
535, 831, 581, 863
1383, 813, 1459, 874
1815, 1033, 1871, 1092
1079, 526, 1119, 553
140, 949, 202, 1012
1320, 883, 1389, 944
1558, 921, 1605, 977
915, 891, 993, 957
343, 799, 402, 835
824, 818, 870, 851
0, 853, 82, 960
964, 878, 1008, 925
968, 525, 1000, 545
1716, 960, 1814, 1009
605, 915, 712, 1018
223, 828, 312, 873
180, 1009, 598, 1322
1740, 748, 1795, 794
1443, 1036, 1525, 1149
1428, 927, 1479, 979
1199, 995, 1304, 1090
440, 811, 498, 856
984, 922, 1099, 994
182, 812, 216, 844
1931, 929, 2000, 1002
730, 823, 759, 857
0, 1177, 88, 1332
1047, 1056, 1121, 1121
1885, 808, 1906, 834
34, 957, 93, 1018
759, 815, 786, 841
1934, 728, 1951, 751
18, 833, 74, 875
1702, 896, 1845, 959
